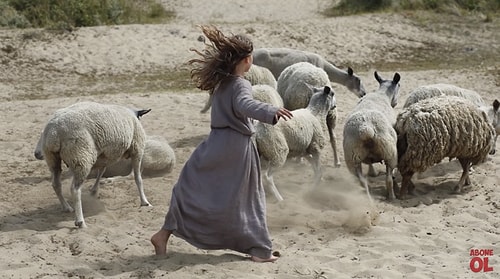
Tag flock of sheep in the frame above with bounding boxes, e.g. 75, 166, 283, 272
33, 47, 499, 228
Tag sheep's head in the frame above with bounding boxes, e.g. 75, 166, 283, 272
308, 86, 336, 114
374, 71, 401, 108
346, 67, 367, 98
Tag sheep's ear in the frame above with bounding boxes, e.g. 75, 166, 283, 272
374, 71, 383, 84
493, 99, 499, 112
347, 67, 353, 76
392, 73, 401, 84
323, 86, 331, 95
136, 109, 151, 119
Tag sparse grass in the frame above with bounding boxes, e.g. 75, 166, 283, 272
324, 0, 500, 16
0, 0, 175, 30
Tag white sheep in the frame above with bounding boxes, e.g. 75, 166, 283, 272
86, 135, 176, 178
277, 61, 343, 167
403, 83, 485, 108
252, 47, 366, 97
35, 101, 152, 228
396, 96, 495, 199
200, 64, 278, 113
343, 71, 401, 201
255, 86, 336, 201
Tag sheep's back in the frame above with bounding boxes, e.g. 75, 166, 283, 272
252, 84, 284, 107
396, 96, 494, 174
277, 62, 330, 110
42, 102, 146, 162
245, 65, 277, 89
404, 84, 484, 108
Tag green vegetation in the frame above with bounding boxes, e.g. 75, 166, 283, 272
0, 0, 175, 29
325, 0, 500, 16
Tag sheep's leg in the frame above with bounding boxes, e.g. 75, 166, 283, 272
48, 154, 73, 212
263, 166, 284, 202
132, 158, 151, 207
355, 165, 373, 203
385, 165, 396, 201
399, 172, 414, 200
454, 159, 471, 193
367, 164, 377, 177
326, 110, 341, 167
70, 173, 87, 228
305, 152, 322, 186
90, 167, 106, 196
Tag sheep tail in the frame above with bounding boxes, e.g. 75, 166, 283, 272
358, 125, 376, 149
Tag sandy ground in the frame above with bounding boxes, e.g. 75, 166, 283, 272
0, 1, 499, 278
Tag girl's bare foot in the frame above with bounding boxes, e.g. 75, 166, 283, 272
250, 254, 279, 263
151, 229, 171, 255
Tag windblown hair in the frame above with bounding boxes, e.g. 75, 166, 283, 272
189, 25, 253, 93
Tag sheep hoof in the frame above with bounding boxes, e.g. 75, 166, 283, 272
334, 162, 341, 168
141, 202, 153, 207
75, 221, 86, 228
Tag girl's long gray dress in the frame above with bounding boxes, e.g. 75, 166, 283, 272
163, 76, 279, 259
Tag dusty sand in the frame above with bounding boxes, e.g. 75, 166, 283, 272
0, 1, 499, 278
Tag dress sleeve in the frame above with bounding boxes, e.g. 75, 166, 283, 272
233, 80, 279, 125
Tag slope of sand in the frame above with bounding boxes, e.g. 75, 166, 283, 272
0, 1, 499, 278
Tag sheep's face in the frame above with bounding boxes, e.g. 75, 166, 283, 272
346, 67, 367, 98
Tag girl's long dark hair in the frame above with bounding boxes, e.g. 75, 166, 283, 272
188, 25, 253, 94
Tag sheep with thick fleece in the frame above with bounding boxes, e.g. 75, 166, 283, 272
277, 61, 343, 167
253, 47, 366, 98
35, 101, 152, 228
403, 83, 484, 108
403, 84, 499, 155
396, 96, 495, 199
343, 71, 401, 201
200, 64, 278, 113
255, 86, 335, 201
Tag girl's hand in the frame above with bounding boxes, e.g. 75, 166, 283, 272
276, 108, 293, 121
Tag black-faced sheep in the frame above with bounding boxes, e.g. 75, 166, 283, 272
252, 47, 366, 97
396, 96, 495, 199
255, 86, 336, 201
343, 71, 401, 201
276, 61, 343, 167
35, 101, 152, 228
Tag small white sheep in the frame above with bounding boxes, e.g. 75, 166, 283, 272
86, 135, 176, 178
396, 96, 495, 199
253, 47, 366, 97
343, 71, 401, 201
35, 101, 152, 228
276, 61, 346, 167
403, 83, 485, 108
255, 86, 336, 201
200, 64, 278, 113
